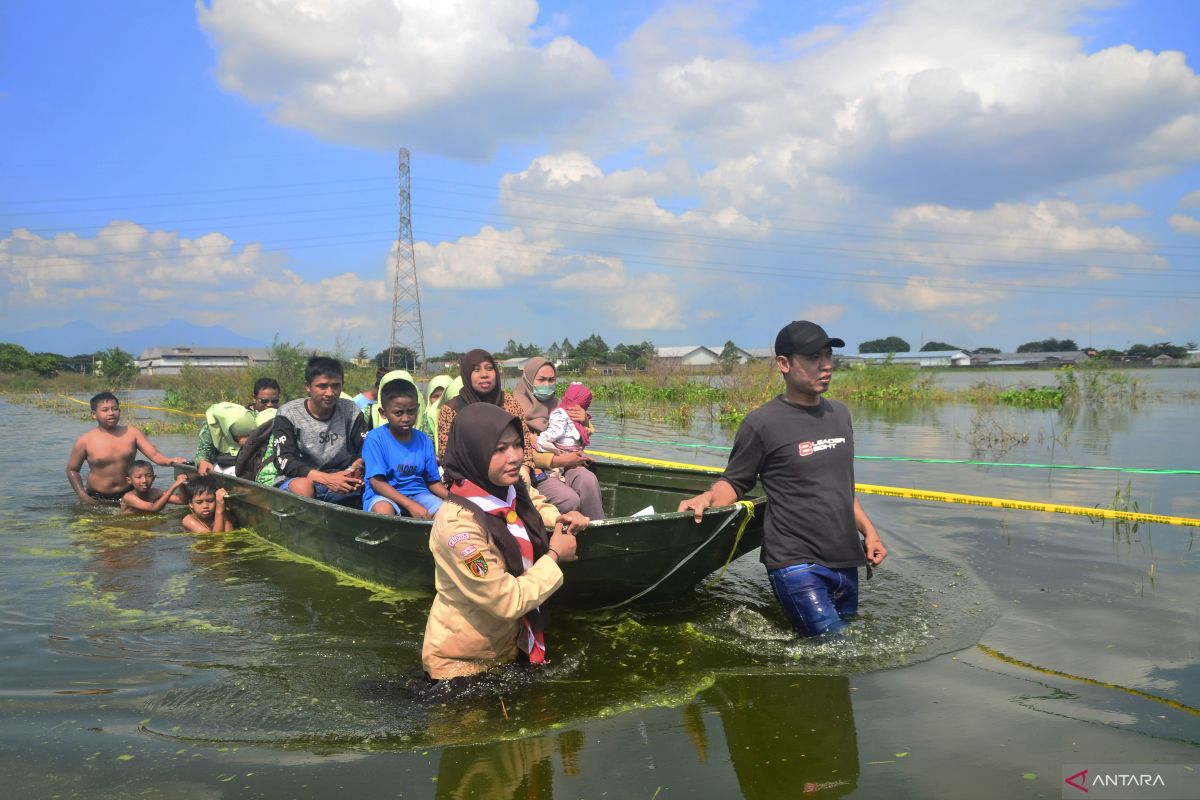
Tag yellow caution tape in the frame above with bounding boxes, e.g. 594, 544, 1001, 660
590, 449, 1200, 529
976, 644, 1200, 717
588, 449, 722, 473
58, 394, 205, 419
855, 483, 1200, 528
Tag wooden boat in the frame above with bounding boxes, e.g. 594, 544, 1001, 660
177, 460, 765, 609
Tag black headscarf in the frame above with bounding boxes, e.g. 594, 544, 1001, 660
453, 348, 503, 410
442, 403, 548, 576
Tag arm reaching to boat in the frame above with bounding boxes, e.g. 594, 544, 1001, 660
678, 479, 741, 522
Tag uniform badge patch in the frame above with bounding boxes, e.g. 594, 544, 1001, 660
458, 545, 478, 558
447, 532, 470, 548
464, 552, 488, 578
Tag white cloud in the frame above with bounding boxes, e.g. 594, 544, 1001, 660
197, 0, 612, 159
867, 276, 995, 312
0, 221, 387, 338
1095, 203, 1147, 221
795, 304, 846, 324
613, 0, 1200, 210
1169, 213, 1200, 235
412, 222, 683, 330
1180, 190, 1200, 208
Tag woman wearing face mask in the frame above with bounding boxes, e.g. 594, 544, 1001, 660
422, 403, 589, 681
512, 357, 604, 519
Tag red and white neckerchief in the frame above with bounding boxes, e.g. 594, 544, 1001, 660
450, 480, 546, 663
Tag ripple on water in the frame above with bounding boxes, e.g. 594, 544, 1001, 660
132, 549, 995, 751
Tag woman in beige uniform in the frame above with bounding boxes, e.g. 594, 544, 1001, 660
422, 403, 589, 682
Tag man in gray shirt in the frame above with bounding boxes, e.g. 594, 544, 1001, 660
273, 356, 368, 506
679, 321, 887, 636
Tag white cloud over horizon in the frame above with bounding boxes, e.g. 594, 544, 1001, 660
0, 222, 389, 338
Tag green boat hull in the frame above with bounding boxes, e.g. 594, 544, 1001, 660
178, 461, 765, 609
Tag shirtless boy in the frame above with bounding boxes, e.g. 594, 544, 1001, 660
66, 392, 187, 505
181, 476, 233, 533
121, 460, 187, 514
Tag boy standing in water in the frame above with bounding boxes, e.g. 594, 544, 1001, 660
66, 392, 187, 505
678, 321, 887, 637
121, 460, 187, 514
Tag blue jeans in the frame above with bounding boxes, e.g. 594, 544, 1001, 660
279, 478, 362, 507
767, 563, 859, 637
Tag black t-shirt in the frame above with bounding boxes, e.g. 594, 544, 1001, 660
721, 396, 864, 570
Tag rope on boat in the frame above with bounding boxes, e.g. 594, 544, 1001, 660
58, 394, 205, 418
703, 500, 757, 590
596, 502, 748, 611
589, 449, 1200, 528
591, 435, 1200, 475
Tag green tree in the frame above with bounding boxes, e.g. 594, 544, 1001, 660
559, 338, 574, 357
1127, 342, 1188, 359
973, 347, 1001, 354
96, 347, 137, 387
257, 338, 311, 399
611, 341, 656, 370
573, 334, 610, 364
355, 346, 368, 361
719, 340, 742, 372
374, 346, 419, 371
1017, 338, 1078, 353
858, 336, 910, 353
920, 341, 958, 352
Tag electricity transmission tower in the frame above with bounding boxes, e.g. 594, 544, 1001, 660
387, 147, 427, 373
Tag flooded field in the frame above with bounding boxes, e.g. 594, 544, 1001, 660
1, 369, 1197, 798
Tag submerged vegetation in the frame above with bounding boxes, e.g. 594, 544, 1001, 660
583, 357, 1156, 429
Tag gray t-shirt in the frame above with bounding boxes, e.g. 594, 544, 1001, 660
272, 397, 366, 484
721, 396, 863, 570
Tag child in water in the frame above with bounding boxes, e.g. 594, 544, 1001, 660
121, 460, 187, 514
66, 391, 187, 505
182, 476, 233, 533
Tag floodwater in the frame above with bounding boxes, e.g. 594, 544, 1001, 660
1, 369, 1197, 799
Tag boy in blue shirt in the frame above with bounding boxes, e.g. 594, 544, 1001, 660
362, 378, 447, 518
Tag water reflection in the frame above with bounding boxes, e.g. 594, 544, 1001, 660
436, 736, 556, 799
706, 673, 858, 799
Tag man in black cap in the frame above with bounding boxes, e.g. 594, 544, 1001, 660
679, 320, 887, 637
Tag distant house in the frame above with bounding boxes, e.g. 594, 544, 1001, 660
1152, 354, 1181, 367
705, 345, 755, 363
654, 346, 720, 367
135, 346, 271, 376
741, 347, 774, 361
497, 356, 535, 375
854, 350, 972, 367
973, 351, 1090, 368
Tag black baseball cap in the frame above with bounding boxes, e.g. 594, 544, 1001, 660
774, 320, 846, 357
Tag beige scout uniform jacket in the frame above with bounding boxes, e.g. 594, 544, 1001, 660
422, 489, 563, 680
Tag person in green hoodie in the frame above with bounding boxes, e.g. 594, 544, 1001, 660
195, 401, 260, 475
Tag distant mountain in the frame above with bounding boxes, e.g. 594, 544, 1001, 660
2, 320, 263, 355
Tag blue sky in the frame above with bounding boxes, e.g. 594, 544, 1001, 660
2, 0, 1199, 356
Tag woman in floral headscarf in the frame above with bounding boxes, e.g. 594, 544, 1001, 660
436, 349, 536, 468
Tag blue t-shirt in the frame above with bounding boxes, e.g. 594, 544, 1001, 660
362, 426, 440, 505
